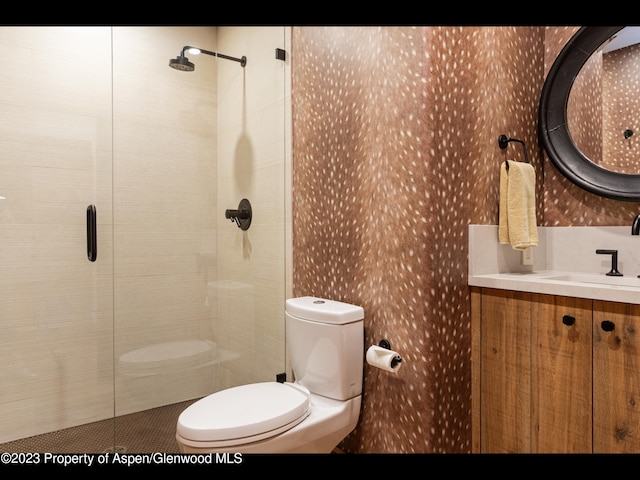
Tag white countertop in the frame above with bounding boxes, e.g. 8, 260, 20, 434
468, 270, 640, 304
468, 225, 640, 305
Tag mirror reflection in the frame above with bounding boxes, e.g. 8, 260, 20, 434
568, 26, 640, 174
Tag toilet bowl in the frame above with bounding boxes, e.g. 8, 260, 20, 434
175, 296, 365, 453
176, 381, 362, 453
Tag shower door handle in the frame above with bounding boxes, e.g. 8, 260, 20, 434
86, 205, 97, 262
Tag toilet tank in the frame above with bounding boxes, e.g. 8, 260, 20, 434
285, 296, 364, 401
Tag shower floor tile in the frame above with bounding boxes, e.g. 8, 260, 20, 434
0, 399, 198, 453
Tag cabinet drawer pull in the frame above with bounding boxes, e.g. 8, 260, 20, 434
562, 315, 575, 326
601, 320, 615, 331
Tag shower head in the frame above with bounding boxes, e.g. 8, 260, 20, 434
169, 54, 195, 72
169, 46, 246, 72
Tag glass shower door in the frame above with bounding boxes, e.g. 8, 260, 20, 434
0, 26, 115, 449
111, 27, 220, 428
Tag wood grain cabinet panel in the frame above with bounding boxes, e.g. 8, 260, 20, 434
593, 300, 640, 453
474, 288, 640, 453
474, 288, 592, 452
530, 294, 592, 453
479, 288, 532, 453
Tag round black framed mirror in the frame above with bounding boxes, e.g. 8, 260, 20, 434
539, 26, 640, 201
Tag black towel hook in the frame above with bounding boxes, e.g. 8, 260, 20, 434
498, 134, 529, 170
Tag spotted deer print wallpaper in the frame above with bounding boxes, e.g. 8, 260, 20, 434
291, 26, 546, 453
291, 26, 640, 454
291, 25, 640, 454
602, 43, 640, 174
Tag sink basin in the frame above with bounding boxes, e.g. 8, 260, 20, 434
545, 273, 640, 288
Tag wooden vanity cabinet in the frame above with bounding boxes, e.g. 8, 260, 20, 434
473, 287, 640, 453
474, 288, 592, 453
593, 300, 640, 453
476, 288, 533, 452
531, 292, 593, 453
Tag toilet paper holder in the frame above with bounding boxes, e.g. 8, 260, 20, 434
377, 339, 402, 369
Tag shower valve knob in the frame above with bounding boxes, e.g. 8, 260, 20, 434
225, 198, 252, 231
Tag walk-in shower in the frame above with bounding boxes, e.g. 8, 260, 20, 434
0, 26, 287, 454
169, 46, 247, 71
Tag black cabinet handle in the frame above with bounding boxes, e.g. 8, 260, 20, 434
87, 205, 97, 262
601, 320, 615, 332
562, 315, 575, 326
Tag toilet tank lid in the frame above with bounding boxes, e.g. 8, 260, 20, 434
286, 296, 364, 324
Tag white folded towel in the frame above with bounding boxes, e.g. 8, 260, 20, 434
498, 160, 538, 250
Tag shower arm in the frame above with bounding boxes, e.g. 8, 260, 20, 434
181, 46, 247, 67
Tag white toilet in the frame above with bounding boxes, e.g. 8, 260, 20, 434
175, 296, 364, 453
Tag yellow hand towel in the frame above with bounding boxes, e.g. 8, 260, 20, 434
498, 160, 538, 250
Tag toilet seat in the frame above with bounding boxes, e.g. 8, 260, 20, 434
176, 382, 311, 448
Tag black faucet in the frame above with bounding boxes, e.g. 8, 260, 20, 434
596, 249, 623, 276
633, 214, 640, 235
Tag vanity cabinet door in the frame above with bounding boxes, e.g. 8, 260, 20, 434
531, 295, 592, 453
477, 289, 592, 453
593, 301, 640, 453
479, 288, 532, 453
